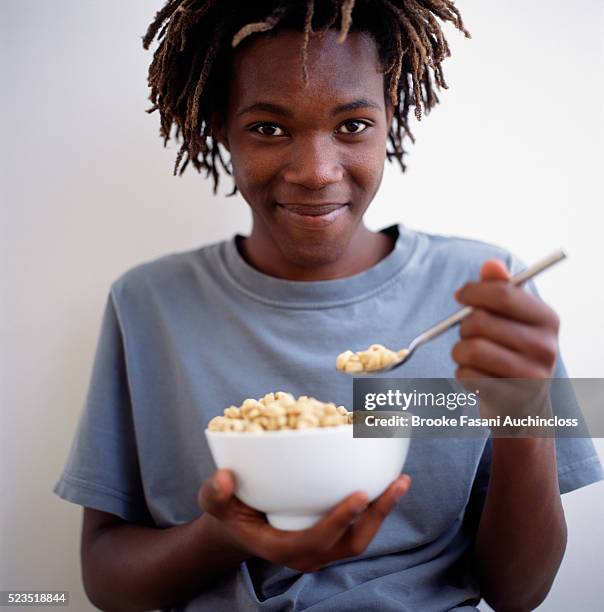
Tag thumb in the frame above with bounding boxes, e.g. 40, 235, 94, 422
198, 469, 236, 517
480, 258, 510, 282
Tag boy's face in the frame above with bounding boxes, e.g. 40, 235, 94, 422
216, 28, 393, 268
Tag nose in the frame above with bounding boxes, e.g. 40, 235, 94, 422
282, 136, 344, 189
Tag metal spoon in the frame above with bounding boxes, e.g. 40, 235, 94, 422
344, 249, 567, 376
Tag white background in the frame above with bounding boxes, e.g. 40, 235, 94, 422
1, 1, 603, 610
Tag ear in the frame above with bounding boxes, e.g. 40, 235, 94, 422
211, 112, 230, 152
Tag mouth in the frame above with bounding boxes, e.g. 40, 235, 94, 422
277, 203, 348, 216
275, 202, 349, 229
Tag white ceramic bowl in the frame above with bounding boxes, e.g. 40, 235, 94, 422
205, 424, 410, 530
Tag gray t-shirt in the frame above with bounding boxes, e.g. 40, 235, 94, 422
54, 224, 603, 611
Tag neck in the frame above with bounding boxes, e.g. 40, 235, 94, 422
238, 222, 395, 281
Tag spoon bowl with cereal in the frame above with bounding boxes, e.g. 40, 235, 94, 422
337, 250, 566, 376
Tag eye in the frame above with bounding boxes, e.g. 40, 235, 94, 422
337, 120, 371, 135
250, 123, 287, 137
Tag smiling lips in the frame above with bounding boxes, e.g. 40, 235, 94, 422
275, 202, 349, 229
277, 203, 348, 217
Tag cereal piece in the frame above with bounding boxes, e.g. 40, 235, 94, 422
224, 406, 241, 418
336, 349, 364, 373
324, 403, 337, 415
345, 360, 364, 373
296, 413, 320, 428
257, 415, 270, 429
263, 401, 286, 417
275, 391, 295, 406
208, 416, 228, 431
241, 398, 262, 416
321, 415, 340, 427
286, 403, 302, 415
229, 419, 245, 432
336, 350, 355, 371
265, 418, 280, 431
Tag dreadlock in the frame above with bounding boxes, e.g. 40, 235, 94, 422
142, 0, 470, 196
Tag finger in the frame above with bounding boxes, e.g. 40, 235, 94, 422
459, 309, 558, 366
238, 490, 370, 564
455, 281, 558, 328
335, 476, 411, 559
456, 365, 491, 380
480, 259, 510, 282
301, 491, 370, 553
454, 366, 493, 394
198, 469, 237, 517
452, 338, 551, 378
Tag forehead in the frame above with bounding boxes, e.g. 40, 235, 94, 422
228, 29, 385, 114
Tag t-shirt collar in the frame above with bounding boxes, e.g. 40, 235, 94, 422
219, 224, 417, 308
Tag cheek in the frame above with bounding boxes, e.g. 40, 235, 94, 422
347, 143, 387, 190
230, 145, 278, 193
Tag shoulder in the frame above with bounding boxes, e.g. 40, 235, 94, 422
109, 240, 225, 307
412, 227, 515, 264
400, 225, 522, 276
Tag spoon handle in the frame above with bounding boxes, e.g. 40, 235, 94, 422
407, 249, 567, 353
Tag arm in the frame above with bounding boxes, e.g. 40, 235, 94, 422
473, 438, 566, 611
81, 470, 411, 611
81, 508, 249, 612
453, 259, 567, 611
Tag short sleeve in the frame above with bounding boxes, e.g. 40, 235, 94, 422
53, 294, 153, 524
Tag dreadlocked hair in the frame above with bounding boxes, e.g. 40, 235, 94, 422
143, 0, 470, 196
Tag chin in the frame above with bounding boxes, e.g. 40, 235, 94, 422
277, 235, 347, 269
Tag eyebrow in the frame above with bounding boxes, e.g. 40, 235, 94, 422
236, 98, 382, 118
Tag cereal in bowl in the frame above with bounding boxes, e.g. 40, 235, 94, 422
207, 392, 353, 432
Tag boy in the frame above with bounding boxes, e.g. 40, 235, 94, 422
54, 2, 603, 610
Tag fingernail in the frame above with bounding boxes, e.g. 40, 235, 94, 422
392, 478, 408, 498
454, 288, 462, 302
352, 504, 368, 517
352, 504, 367, 516
212, 477, 220, 493
352, 495, 369, 514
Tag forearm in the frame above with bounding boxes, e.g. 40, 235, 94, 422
83, 512, 250, 612
474, 437, 567, 611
